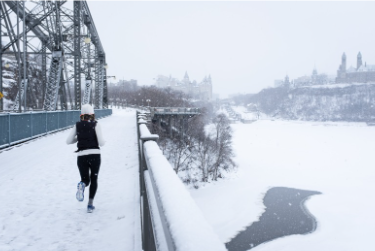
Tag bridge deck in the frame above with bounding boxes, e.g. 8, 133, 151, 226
0, 109, 141, 251
151, 107, 200, 118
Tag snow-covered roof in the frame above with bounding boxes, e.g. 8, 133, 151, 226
357, 64, 375, 72
306, 82, 375, 89
346, 66, 356, 73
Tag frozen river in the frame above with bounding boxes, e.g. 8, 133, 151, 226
190, 119, 375, 251
226, 187, 321, 251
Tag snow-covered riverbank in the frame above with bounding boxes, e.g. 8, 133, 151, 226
190, 119, 375, 251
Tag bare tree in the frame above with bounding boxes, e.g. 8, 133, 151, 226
210, 113, 236, 180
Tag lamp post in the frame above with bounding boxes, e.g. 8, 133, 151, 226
146, 99, 151, 107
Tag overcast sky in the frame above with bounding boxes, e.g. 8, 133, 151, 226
88, 1, 375, 98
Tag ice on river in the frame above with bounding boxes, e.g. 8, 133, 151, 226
190, 119, 375, 251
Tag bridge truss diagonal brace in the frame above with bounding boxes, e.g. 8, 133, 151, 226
94, 52, 104, 109
82, 77, 92, 105
12, 79, 28, 111
43, 51, 63, 111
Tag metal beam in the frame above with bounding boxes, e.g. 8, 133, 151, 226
103, 59, 108, 109
94, 48, 100, 109
1, 0, 106, 112
82, 2, 105, 57
74, 1, 81, 110
43, 51, 63, 110
3, 1, 52, 51
0, 3, 3, 111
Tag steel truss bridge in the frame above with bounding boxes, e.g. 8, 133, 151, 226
0, 0, 108, 112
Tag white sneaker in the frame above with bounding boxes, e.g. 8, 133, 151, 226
76, 182, 85, 202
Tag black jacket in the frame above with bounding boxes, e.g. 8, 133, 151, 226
76, 121, 99, 151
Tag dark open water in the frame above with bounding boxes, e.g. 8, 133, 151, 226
225, 187, 321, 251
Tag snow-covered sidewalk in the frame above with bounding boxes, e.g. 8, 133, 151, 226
0, 109, 141, 251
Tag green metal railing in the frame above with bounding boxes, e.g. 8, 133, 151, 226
0, 109, 112, 149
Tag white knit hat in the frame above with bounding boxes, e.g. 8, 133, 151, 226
81, 104, 94, 114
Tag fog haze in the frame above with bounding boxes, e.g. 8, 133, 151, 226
88, 1, 375, 98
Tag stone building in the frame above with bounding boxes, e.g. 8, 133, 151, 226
336, 52, 375, 83
275, 68, 333, 88
155, 72, 212, 101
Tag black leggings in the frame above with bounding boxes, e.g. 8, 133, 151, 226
77, 154, 101, 199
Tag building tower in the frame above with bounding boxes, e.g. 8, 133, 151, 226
284, 75, 290, 86
341, 52, 347, 71
183, 71, 190, 84
311, 67, 318, 84
336, 52, 347, 83
357, 52, 362, 70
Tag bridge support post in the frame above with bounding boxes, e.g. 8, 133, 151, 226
179, 116, 184, 138
157, 117, 161, 128
184, 117, 189, 134
168, 116, 172, 137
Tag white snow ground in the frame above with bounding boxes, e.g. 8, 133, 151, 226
3, 107, 375, 251
0, 109, 141, 251
190, 119, 375, 251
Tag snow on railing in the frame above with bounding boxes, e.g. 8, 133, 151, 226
137, 111, 226, 251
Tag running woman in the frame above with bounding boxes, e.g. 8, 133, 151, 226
66, 104, 105, 213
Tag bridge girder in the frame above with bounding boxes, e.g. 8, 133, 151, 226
0, 1, 107, 111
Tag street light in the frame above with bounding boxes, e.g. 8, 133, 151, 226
104, 64, 108, 70
4, 63, 10, 69
84, 36, 91, 44
146, 99, 151, 107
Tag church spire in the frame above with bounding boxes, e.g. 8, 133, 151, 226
341, 52, 347, 71
357, 51, 362, 70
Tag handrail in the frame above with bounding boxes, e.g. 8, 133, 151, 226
137, 111, 227, 251
0, 109, 112, 149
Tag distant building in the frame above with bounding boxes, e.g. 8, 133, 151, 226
275, 68, 334, 88
336, 52, 375, 83
155, 72, 212, 101
275, 51, 375, 87
274, 79, 284, 87
294, 68, 331, 86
